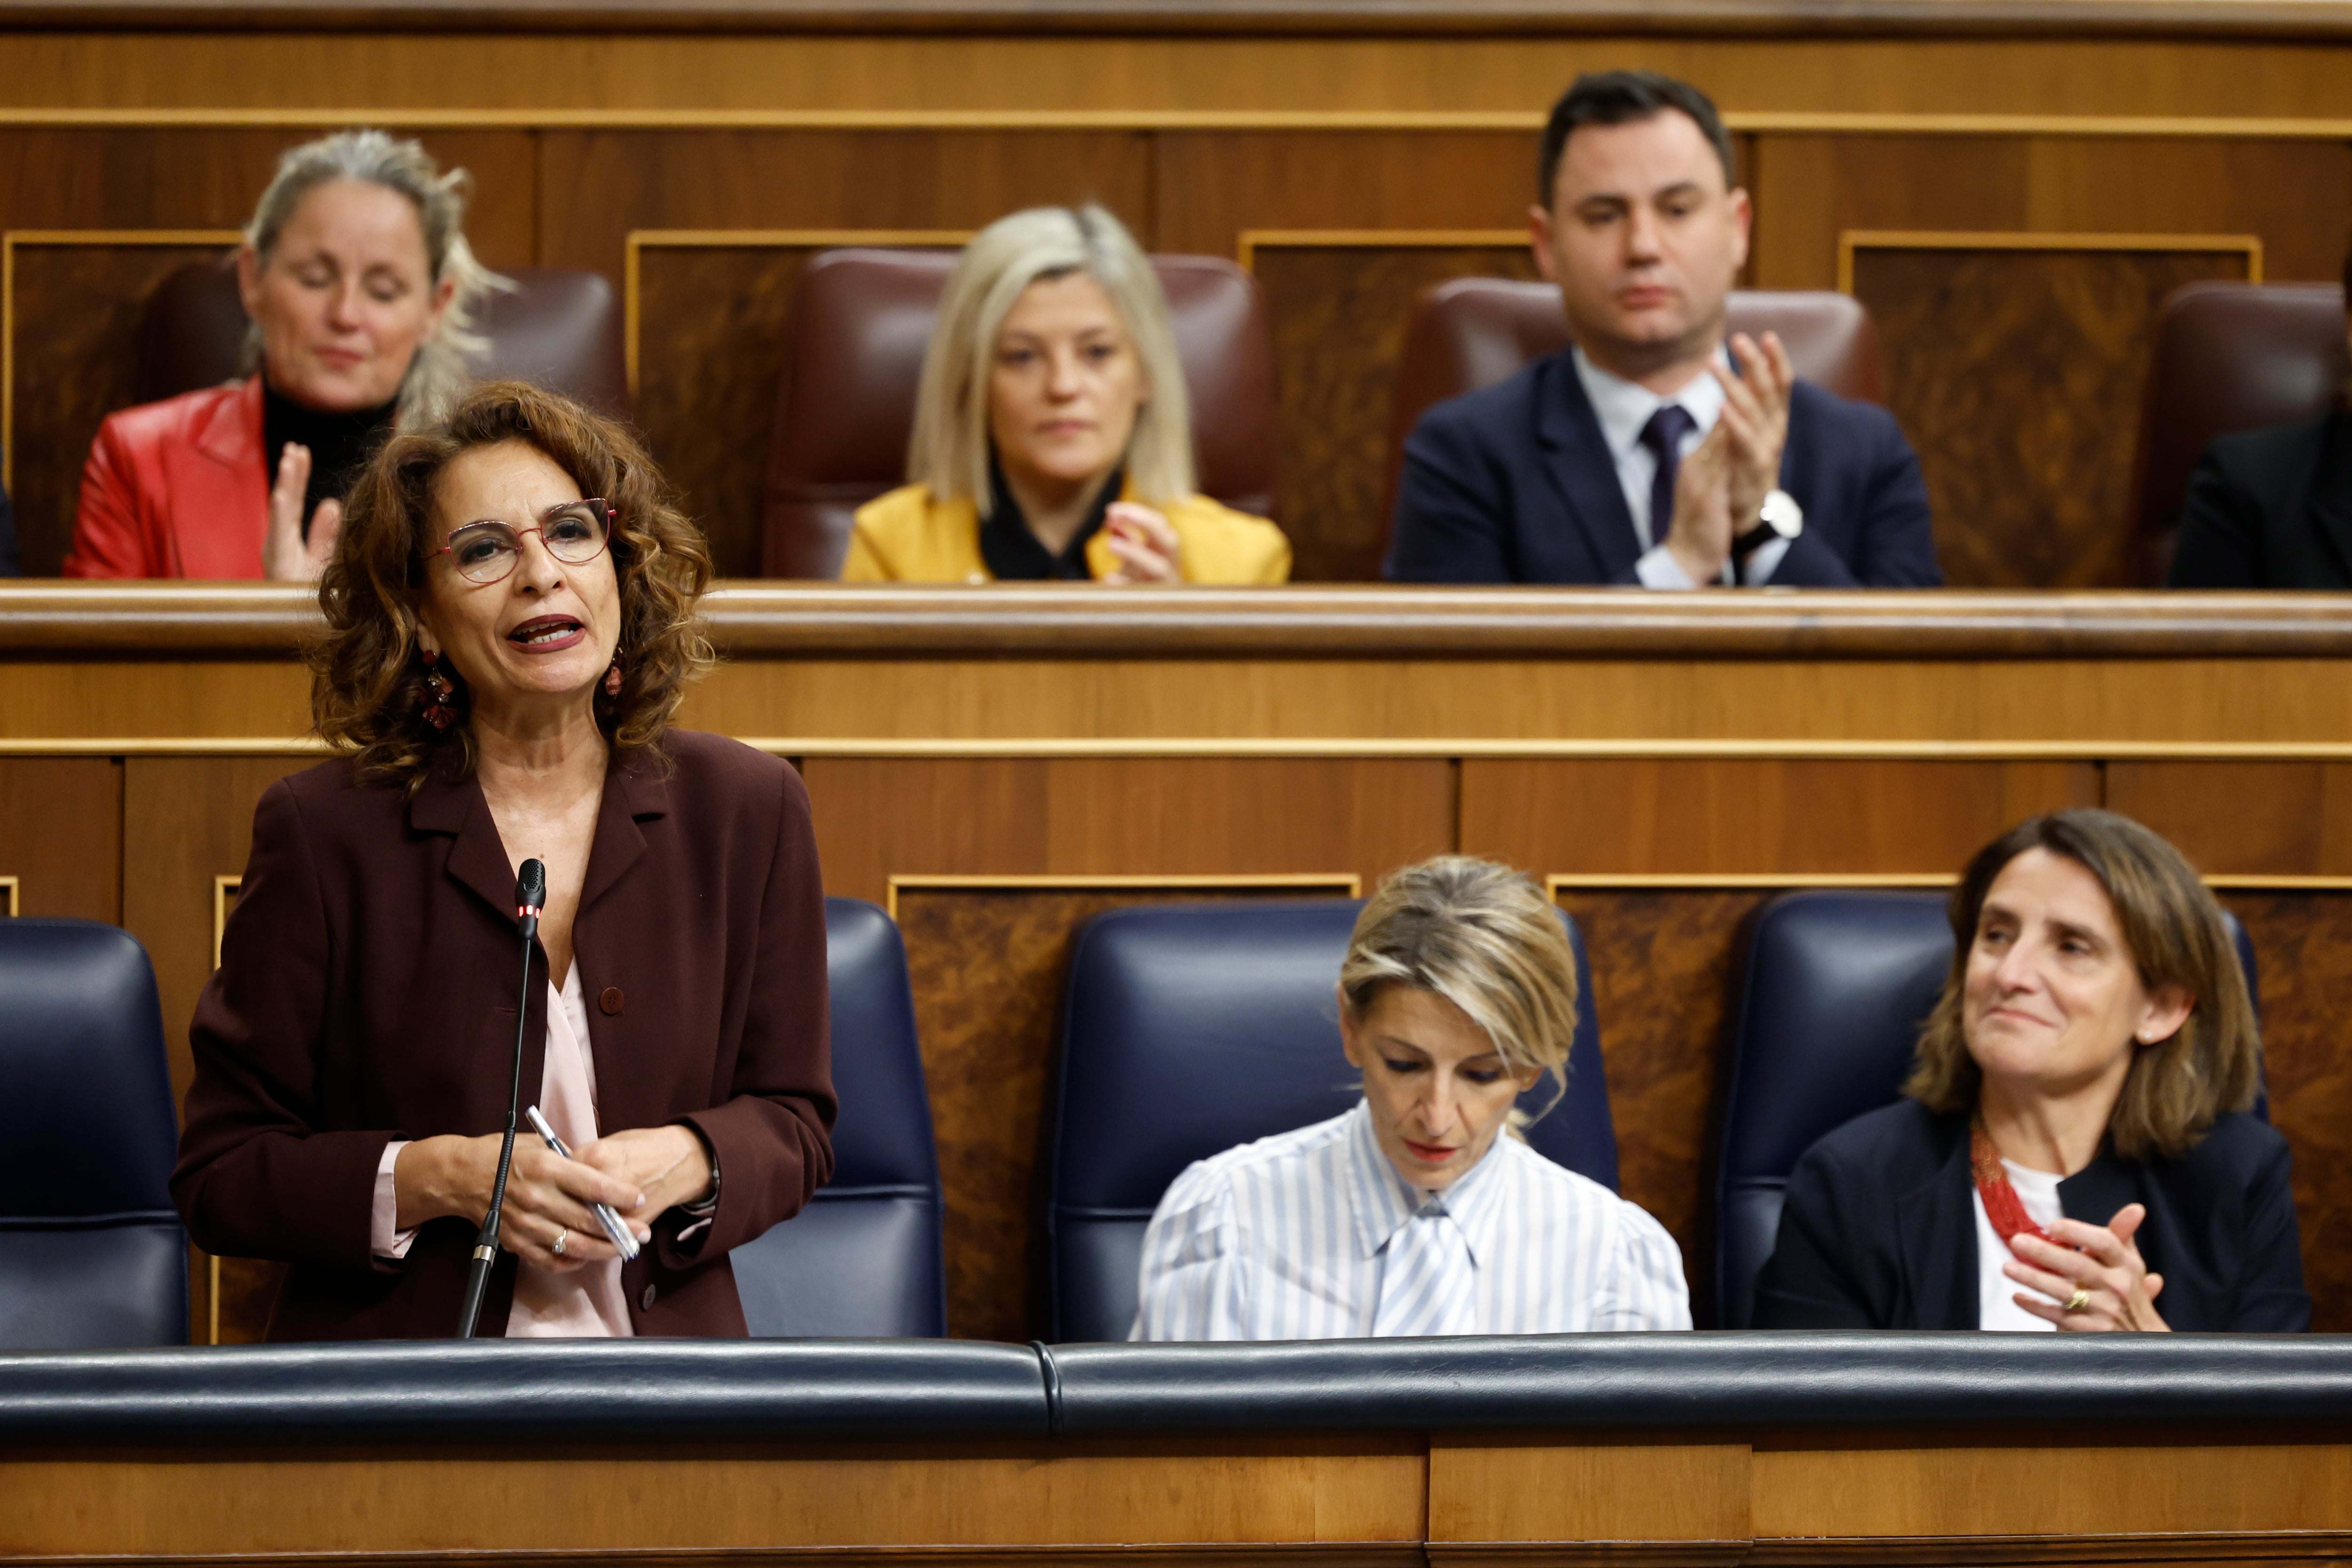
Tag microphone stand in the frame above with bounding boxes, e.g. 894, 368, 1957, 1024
457, 858, 546, 1339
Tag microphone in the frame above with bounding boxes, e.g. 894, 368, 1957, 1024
456, 857, 546, 1339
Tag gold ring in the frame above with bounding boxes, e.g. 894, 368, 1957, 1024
2065, 1286, 2092, 1313
553, 1228, 569, 1258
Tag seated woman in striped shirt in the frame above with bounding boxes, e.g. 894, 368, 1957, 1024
1131, 857, 1691, 1340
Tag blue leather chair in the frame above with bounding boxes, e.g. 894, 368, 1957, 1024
1046, 898, 1619, 1343
732, 898, 946, 1337
0, 919, 187, 1348
1713, 890, 2262, 1329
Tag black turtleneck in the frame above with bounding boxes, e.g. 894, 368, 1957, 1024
262, 379, 397, 536
979, 457, 1123, 581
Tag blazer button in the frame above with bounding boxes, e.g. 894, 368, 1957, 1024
599, 987, 625, 1016
641, 1283, 657, 1311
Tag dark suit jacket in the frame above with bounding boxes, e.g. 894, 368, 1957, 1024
173, 729, 836, 1341
1384, 349, 1941, 587
2168, 410, 2352, 589
1751, 1099, 2309, 1332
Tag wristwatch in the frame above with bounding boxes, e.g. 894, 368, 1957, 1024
1730, 488, 1804, 569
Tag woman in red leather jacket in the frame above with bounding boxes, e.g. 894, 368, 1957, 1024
64, 130, 501, 581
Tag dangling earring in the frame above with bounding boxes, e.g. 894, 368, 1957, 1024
420, 649, 457, 731
603, 656, 623, 698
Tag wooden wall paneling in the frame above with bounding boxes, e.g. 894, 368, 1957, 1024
1847, 236, 2255, 589
801, 755, 1456, 904
1429, 1436, 1751, 1558
626, 232, 965, 578
120, 754, 312, 1346
2106, 760, 2352, 876
897, 880, 1351, 1341
0, 757, 119, 920
1459, 757, 2099, 876
0, 1435, 1429, 1560
3, 233, 235, 574
2217, 891, 2352, 1333
1241, 236, 1539, 582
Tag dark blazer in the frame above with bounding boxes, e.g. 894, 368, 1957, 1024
173, 729, 836, 1341
2168, 411, 2352, 589
1751, 1099, 2309, 1332
1384, 349, 1941, 587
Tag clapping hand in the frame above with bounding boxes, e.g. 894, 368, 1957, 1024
1662, 330, 1795, 585
262, 442, 342, 584
1100, 502, 1183, 584
2003, 1203, 2171, 1332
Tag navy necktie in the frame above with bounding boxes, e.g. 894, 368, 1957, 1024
1638, 404, 1698, 548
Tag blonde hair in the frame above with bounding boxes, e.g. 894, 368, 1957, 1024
1338, 857, 1582, 1130
1904, 809, 2263, 1160
243, 129, 510, 425
906, 204, 1195, 517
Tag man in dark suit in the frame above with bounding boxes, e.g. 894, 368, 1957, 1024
1385, 72, 1940, 588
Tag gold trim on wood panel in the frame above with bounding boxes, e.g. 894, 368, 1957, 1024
883, 871, 1359, 922
207, 1253, 221, 1347
0, 228, 243, 494
1549, 871, 2352, 893
3, 109, 2352, 138
213, 874, 239, 970
1236, 228, 1531, 269
1835, 229, 2264, 294
0, 875, 16, 915
622, 227, 971, 397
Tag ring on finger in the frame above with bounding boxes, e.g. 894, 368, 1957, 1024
553, 1228, 569, 1258
2065, 1285, 2092, 1313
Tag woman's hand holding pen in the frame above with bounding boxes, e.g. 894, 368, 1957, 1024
394, 1133, 649, 1274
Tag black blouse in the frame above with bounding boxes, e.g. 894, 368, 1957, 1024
979, 459, 1123, 581
1751, 1099, 2310, 1332
262, 379, 397, 536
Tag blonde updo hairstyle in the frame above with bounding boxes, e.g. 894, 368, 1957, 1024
1338, 857, 1582, 1133
906, 203, 1195, 518
242, 129, 509, 424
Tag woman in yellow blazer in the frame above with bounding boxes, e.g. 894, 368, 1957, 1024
842, 204, 1290, 586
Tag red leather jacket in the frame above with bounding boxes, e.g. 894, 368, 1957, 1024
64, 377, 268, 579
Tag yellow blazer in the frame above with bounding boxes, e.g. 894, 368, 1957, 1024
841, 481, 1291, 585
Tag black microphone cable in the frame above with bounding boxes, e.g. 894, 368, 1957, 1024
457, 856, 546, 1339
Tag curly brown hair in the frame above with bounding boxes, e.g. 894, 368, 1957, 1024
310, 379, 714, 790
1903, 809, 2261, 1161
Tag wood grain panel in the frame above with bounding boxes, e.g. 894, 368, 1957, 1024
1555, 888, 1770, 1323
802, 756, 1454, 904
0, 1436, 1427, 1558
1154, 131, 1534, 256
896, 883, 1351, 1341
2218, 891, 2352, 1334
1461, 758, 2098, 875
1430, 1437, 1750, 1550
1252, 243, 1540, 582
1750, 1442, 2352, 1540
6, 239, 226, 575
2108, 761, 2352, 876
1851, 242, 2251, 589
1749, 135, 2352, 289
0, 757, 119, 919
121, 754, 313, 1347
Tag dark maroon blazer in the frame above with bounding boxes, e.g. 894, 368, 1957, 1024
173, 729, 836, 1341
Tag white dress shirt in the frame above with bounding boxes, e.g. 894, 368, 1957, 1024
1974, 1156, 2063, 1332
1570, 346, 1793, 588
1129, 1099, 1692, 1341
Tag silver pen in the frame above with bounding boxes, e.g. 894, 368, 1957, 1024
524, 1104, 642, 1261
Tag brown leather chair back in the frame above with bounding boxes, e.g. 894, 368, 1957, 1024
1381, 279, 1885, 537
132, 252, 630, 420
2128, 281, 2349, 584
760, 247, 1279, 579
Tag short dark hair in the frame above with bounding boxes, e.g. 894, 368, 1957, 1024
1538, 71, 1737, 207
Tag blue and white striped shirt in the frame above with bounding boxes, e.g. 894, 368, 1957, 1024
1129, 1100, 1692, 1340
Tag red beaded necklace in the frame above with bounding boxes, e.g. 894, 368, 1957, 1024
1970, 1120, 2052, 1254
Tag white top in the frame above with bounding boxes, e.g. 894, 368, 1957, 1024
1570, 345, 1794, 589
1974, 1157, 2065, 1333
370, 964, 634, 1337
1129, 1100, 1691, 1341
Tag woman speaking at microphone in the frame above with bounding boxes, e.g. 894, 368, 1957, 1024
173, 380, 834, 1340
